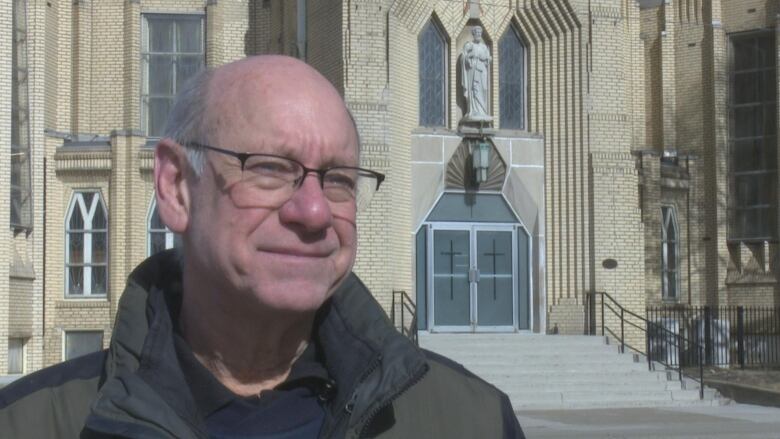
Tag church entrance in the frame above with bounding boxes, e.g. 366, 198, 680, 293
416, 193, 531, 333
430, 224, 516, 331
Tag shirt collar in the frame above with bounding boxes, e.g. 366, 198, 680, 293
173, 333, 331, 418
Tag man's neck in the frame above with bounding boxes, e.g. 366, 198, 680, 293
178, 281, 315, 397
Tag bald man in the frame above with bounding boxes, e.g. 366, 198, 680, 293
0, 56, 524, 438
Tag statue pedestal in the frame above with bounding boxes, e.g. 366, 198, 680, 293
458, 121, 496, 139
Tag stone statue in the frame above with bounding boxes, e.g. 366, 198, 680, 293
461, 26, 492, 122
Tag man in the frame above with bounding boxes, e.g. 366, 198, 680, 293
0, 56, 524, 438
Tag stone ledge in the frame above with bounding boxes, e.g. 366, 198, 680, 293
705, 379, 780, 408
55, 299, 111, 309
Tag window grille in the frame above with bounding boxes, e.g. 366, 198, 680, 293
66, 192, 108, 297
141, 14, 205, 137
419, 19, 447, 127
11, 0, 32, 230
499, 25, 526, 130
729, 32, 777, 241
148, 198, 180, 256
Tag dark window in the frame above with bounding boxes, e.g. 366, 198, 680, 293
64, 331, 103, 361
419, 19, 447, 127
661, 206, 679, 300
499, 25, 526, 129
11, 0, 32, 229
142, 14, 205, 137
729, 32, 777, 241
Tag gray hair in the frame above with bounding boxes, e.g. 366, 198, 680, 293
162, 68, 214, 175
163, 67, 362, 176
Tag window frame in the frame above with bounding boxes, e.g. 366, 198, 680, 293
147, 197, 179, 256
62, 330, 104, 362
727, 30, 777, 242
498, 22, 528, 130
65, 191, 109, 298
140, 13, 206, 138
661, 205, 681, 301
7, 338, 26, 374
10, 0, 33, 231
418, 17, 448, 128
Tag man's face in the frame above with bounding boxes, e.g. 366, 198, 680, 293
184, 64, 359, 314
473, 27, 482, 41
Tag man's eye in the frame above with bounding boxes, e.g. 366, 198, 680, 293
324, 172, 357, 190
246, 159, 294, 175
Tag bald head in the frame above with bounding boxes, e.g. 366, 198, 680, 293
163, 56, 359, 174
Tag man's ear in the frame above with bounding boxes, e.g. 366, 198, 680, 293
154, 138, 192, 234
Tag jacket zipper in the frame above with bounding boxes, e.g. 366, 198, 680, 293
354, 362, 429, 439
320, 355, 382, 438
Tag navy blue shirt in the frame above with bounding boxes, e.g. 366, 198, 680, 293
174, 334, 332, 439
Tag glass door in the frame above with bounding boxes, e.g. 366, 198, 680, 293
429, 224, 517, 332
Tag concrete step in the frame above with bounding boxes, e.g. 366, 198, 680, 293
418, 333, 725, 410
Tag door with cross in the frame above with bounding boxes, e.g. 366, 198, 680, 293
430, 224, 516, 331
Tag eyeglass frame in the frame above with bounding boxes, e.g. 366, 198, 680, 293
186, 141, 386, 195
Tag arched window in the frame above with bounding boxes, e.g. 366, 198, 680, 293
65, 191, 108, 297
419, 18, 447, 127
148, 198, 180, 256
499, 24, 526, 130
661, 206, 680, 300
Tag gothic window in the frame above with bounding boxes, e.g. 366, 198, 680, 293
661, 206, 680, 300
729, 31, 777, 241
499, 24, 526, 130
148, 198, 180, 256
141, 14, 205, 137
64, 331, 104, 361
11, 0, 32, 229
419, 18, 447, 127
66, 192, 108, 297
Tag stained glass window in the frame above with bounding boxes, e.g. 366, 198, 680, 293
661, 206, 679, 300
419, 19, 447, 127
499, 25, 526, 130
65, 192, 108, 297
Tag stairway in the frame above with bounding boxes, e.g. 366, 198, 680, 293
418, 333, 726, 410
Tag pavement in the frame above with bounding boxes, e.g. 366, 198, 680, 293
516, 403, 780, 438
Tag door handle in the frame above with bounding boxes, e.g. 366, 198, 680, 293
468, 268, 480, 283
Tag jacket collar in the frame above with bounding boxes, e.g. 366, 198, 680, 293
84, 250, 427, 438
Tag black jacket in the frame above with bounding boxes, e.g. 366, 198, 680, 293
0, 251, 524, 438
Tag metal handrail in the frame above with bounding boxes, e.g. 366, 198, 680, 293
391, 290, 418, 346
586, 291, 705, 399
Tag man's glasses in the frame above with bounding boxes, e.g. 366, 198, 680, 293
188, 142, 385, 212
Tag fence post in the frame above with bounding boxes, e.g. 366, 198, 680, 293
704, 306, 712, 366
737, 306, 745, 369
620, 308, 625, 353
646, 319, 652, 371
401, 295, 406, 337
601, 294, 605, 337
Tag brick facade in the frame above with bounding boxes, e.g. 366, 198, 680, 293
1, 0, 779, 374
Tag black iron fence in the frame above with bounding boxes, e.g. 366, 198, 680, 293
586, 291, 705, 398
646, 306, 780, 368
391, 290, 418, 346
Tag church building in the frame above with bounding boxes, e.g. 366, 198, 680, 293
0, 0, 778, 375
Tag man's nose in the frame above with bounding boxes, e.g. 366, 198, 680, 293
278, 173, 333, 232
